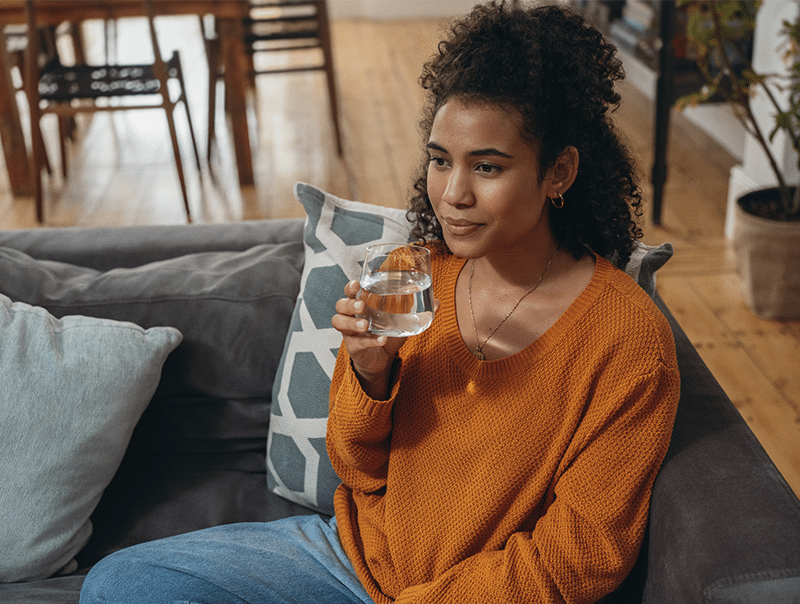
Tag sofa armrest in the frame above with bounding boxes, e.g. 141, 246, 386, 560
621, 295, 800, 603
0, 219, 305, 270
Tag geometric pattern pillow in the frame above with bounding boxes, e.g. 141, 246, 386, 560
267, 183, 414, 515
0, 294, 181, 582
621, 241, 674, 299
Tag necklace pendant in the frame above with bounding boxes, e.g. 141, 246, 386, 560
474, 347, 485, 361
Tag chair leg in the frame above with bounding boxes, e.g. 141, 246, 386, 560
33, 166, 43, 223
322, 58, 342, 156
184, 99, 203, 174
207, 65, 217, 163
203, 24, 220, 162
37, 127, 52, 175
57, 116, 68, 178
164, 107, 192, 222
173, 53, 202, 172
316, 0, 343, 155
10, 46, 55, 179
30, 116, 46, 223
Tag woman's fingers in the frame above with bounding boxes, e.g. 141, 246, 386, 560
334, 281, 366, 316
344, 279, 361, 298
334, 295, 359, 316
331, 308, 366, 335
332, 289, 377, 341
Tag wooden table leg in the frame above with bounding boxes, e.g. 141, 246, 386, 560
0, 27, 32, 197
217, 16, 253, 187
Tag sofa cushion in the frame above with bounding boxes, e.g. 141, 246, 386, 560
0, 242, 302, 399
268, 183, 674, 515
0, 294, 181, 583
0, 574, 85, 604
0, 240, 307, 566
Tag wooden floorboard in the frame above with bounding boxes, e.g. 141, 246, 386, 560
1, 15, 798, 497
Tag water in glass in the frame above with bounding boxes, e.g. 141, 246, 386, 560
358, 269, 434, 336
357, 243, 434, 337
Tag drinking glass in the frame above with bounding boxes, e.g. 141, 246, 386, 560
357, 243, 434, 337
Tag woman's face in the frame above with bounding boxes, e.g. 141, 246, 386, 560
426, 99, 560, 262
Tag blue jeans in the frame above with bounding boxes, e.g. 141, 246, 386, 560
79, 515, 375, 604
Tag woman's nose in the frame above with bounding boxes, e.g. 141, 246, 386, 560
441, 167, 474, 207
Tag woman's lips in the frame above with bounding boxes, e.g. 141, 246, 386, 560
443, 218, 482, 236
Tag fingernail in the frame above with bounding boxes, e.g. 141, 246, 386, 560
354, 301, 364, 312
357, 320, 367, 330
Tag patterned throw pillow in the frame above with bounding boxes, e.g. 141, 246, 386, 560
625, 241, 673, 299
267, 183, 414, 515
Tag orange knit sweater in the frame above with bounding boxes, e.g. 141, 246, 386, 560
327, 244, 680, 603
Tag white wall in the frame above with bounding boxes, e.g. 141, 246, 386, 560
328, 0, 479, 20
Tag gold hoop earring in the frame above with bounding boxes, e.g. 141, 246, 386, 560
551, 193, 565, 209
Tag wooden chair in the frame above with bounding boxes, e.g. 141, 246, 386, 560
24, 0, 202, 223
205, 0, 342, 160
4, 21, 65, 177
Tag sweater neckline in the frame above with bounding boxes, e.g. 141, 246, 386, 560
439, 252, 613, 377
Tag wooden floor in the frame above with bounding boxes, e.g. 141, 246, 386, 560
1, 16, 799, 497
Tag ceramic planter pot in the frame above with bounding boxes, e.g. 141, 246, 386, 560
733, 188, 800, 319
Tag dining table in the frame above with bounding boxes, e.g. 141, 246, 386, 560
0, 0, 254, 197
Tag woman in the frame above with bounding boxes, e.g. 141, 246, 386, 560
80, 3, 679, 603
327, 2, 679, 602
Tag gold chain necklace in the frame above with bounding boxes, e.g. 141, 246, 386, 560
468, 246, 559, 361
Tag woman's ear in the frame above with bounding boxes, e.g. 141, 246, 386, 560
548, 146, 579, 197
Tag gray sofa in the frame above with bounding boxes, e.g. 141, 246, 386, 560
0, 217, 799, 603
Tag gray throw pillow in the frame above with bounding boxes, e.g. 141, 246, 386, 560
0, 294, 181, 582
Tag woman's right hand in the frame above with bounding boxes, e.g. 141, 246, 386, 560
331, 280, 406, 400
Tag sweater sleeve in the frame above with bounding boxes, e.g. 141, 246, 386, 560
326, 345, 402, 494
393, 357, 680, 604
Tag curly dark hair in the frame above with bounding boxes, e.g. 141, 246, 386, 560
407, 0, 643, 266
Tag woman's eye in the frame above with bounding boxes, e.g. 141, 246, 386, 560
476, 163, 500, 174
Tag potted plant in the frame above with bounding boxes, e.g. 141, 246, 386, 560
677, 0, 800, 319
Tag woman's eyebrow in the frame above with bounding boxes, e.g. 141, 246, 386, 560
426, 141, 514, 159
470, 147, 514, 159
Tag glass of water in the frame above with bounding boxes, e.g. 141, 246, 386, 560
357, 243, 435, 337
